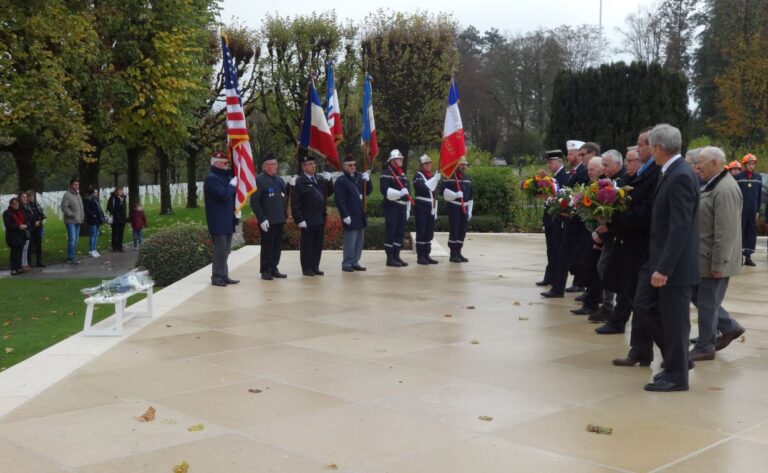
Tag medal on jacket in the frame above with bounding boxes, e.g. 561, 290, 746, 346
268, 186, 274, 197
748, 183, 752, 188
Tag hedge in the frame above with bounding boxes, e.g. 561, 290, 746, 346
243, 208, 344, 249
135, 223, 213, 286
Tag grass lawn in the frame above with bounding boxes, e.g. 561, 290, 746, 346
0, 202, 214, 270
0, 278, 147, 371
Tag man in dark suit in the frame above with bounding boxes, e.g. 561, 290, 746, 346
291, 155, 333, 277
250, 153, 288, 280
538, 149, 570, 287
541, 140, 589, 298
335, 154, 373, 272
634, 124, 700, 392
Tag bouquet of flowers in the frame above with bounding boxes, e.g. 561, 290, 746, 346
520, 171, 557, 199
81, 269, 154, 299
571, 179, 632, 229
545, 187, 576, 218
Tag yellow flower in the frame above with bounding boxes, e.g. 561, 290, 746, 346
618, 189, 625, 199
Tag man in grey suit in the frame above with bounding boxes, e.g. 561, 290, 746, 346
690, 146, 745, 361
635, 124, 700, 392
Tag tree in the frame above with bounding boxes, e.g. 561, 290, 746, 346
550, 25, 606, 72
617, 3, 666, 64
659, 0, 700, 73
547, 62, 689, 151
361, 10, 459, 171
0, 0, 97, 190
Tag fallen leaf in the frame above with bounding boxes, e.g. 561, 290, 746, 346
2, 335, 11, 340
324, 464, 339, 470
4, 347, 14, 354
172, 461, 190, 473
166, 325, 172, 328
2, 321, 10, 327
30, 317, 39, 321
444, 313, 453, 318
518, 316, 529, 321
512, 301, 521, 306
739, 336, 746, 343
469, 339, 480, 345
67, 311, 77, 317
134, 406, 156, 422
498, 275, 504, 278
466, 305, 476, 310
586, 423, 613, 435
248, 388, 263, 394
706, 386, 724, 391
187, 423, 205, 432
478, 415, 494, 421
42, 296, 50, 301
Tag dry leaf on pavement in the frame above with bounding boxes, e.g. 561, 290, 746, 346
444, 313, 453, 318
518, 316, 529, 321
466, 305, 476, 310
134, 406, 156, 422
324, 464, 339, 470
248, 388, 263, 394
172, 461, 189, 473
469, 340, 480, 344
586, 423, 613, 434
706, 386, 724, 391
187, 423, 205, 432
512, 301, 521, 306
478, 416, 494, 421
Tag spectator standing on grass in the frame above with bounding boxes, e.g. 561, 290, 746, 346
25, 190, 46, 267
60, 177, 84, 265
130, 201, 148, 250
19, 192, 34, 271
83, 185, 106, 258
107, 186, 127, 252
4, 197, 29, 275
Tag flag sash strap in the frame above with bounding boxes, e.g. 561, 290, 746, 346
387, 166, 415, 205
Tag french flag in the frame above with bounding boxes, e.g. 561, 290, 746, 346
326, 62, 343, 144
300, 81, 340, 170
439, 78, 466, 178
361, 73, 379, 162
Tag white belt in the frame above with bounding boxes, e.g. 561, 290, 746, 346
391, 200, 407, 206
447, 200, 468, 207
415, 196, 433, 203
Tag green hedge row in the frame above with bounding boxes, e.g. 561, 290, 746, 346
136, 223, 213, 286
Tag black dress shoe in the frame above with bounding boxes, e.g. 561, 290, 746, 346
744, 256, 756, 266
261, 272, 274, 280
644, 379, 688, 392
612, 356, 652, 367
458, 254, 469, 262
352, 264, 367, 271
565, 285, 584, 293
540, 290, 564, 298
302, 271, 315, 277
535, 280, 550, 287
342, 266, 354, 272
570, 305, 597, 315
211, 279, 227, 287
716, 327, 745, 351
595, 322, 625, 334
224, 277, 240, 284
574, 293, 587, 302
313, 269, 324, 276
689, 348, 715, 361
271, 270, 287, 278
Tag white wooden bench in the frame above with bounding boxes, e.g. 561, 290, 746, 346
82, 284, 154, 337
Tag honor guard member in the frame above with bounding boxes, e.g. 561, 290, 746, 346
335, 154, 373, 272
291, 154, 333, 277
442, 157, 473, 263
250, 153, 288, 280
203, 151, 239, 287
413, 155, 442, 265
381, 149, 412, 267
735, 153, 762, 266
538, 149, 569, 286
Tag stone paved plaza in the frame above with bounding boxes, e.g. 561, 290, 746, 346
1, 233, 768, 472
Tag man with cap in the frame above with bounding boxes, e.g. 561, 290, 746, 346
203, 151, 239, 287
250, 153, 288, 280
335, 154, 373, 272
538, 149, 569, 286
380, 149, 412, 267
735, 153, 762, 266
291, 155, 333, 277
413, 154, 442, 265
442, 157, 473, 263
542, 139, 588, 298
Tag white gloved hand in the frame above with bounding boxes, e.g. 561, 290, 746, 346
426, 175, 440, 192
400, 188, 410, 196
386, 187, 402, 201
260, 220, 270, 232
362, 171, 370, 181
455, 190, 464, 199
229, 177, 238, 187
468, 211, 473, 221
343, 216, 351, 225
288, 176, 297, 186
298, 221, 307, 229
406, 201, 411, 220
321, 171, 331, 181
467, 200, 474, 221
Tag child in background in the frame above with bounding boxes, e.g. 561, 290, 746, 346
130, 201, 148, 250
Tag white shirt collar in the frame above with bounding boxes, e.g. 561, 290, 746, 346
554, 166, 564, 175
661, 154, 682, 174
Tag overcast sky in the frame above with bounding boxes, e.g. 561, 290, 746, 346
219, 0, 658, 59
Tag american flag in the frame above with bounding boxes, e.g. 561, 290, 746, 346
221, 35, 256, 212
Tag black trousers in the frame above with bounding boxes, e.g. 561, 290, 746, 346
9, 245, 22, 271
635, 266, 692, 385
447, 203, 468, 247
300, 225, 324, 272
384, 203, 407, 248
543, 217, 563, 284
111, 222, 126, 250
742, 211, 757, 256
551, 221, 579, 293
581, 246, 602, 308
414, 203, 435, 246
260, 223, 284, 274
30, 226, 43, 264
